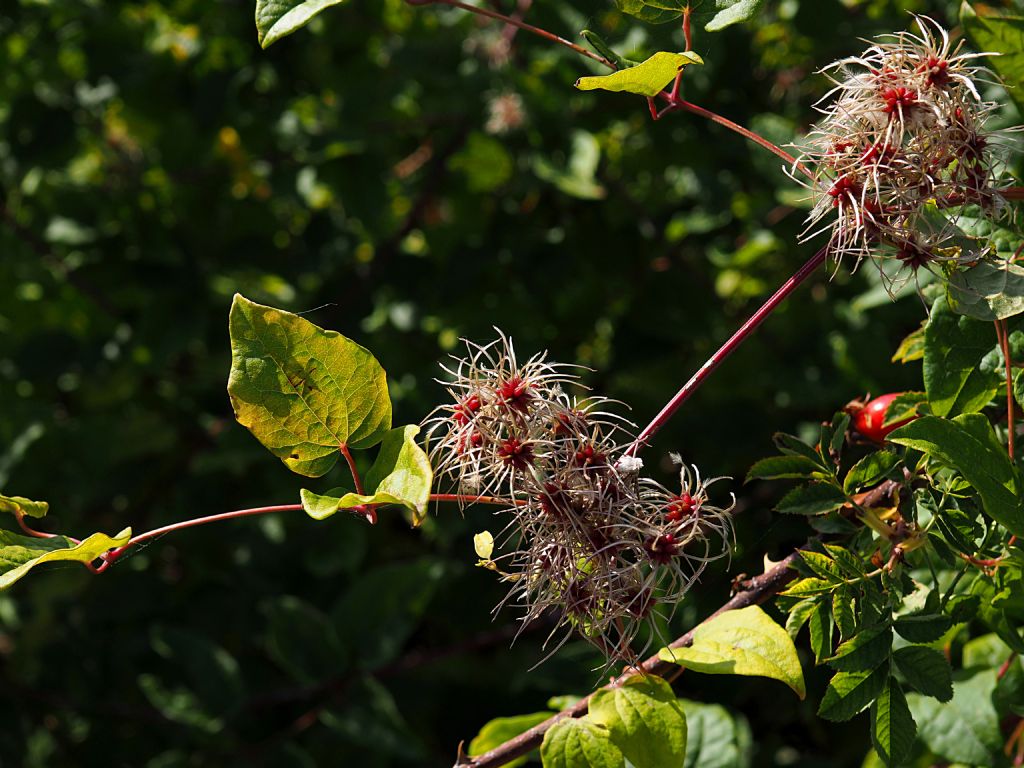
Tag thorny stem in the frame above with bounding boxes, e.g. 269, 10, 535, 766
406, 0, 614, 69
454, 550, 803, 768
629, 245, 829, 455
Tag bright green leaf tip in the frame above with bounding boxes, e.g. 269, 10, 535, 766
300, 425, 432, 525
0, 493, 49, 519
255, 0, 349, 48
659, 605, 806, 698
576, 51, 703, 97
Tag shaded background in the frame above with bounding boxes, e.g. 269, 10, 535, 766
0, 0, 1010, 765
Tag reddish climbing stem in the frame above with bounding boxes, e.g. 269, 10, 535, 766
90, 494, 519, 574
14, 510, 61, 540
406, 0, 614, 69
339, 443, 365, 495
682, 5, 692, 51
629, 245, 829, 455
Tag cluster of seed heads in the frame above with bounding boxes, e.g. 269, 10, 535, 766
423, 333, 734, 663
795, 17, 1015, 281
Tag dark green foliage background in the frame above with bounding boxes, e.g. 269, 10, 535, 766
0, 0, 1008, 765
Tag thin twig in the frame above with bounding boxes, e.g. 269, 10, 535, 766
455, 550, 802, 768
629, 245, 828, 454
406, 0, 614, 68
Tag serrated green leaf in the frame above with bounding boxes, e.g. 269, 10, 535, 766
679, 699, 752, 768
705, 0, 766, 31
0, 528, 131, 590
893, 646, 953, 702
776, 483, 847, 516
833, 587, 857, 640
589, 675, 687, 768
746, 455, 824, 482
823, 544, 868, 578
780, 577, 837, 598
798, 551, 842, 582
827, 625, 892, 673
469, 712, 550, 768
228, 294, 392, 478
299, 425, 432, 524
659, 605, 805, 698
947, 260, 1024, 320
818, 666, 888, 722
844, 451, 900, 495
908, 668, 1001, 765
256, 0, 347, 48
540, 717, 624, 768
888, 414, 1024, 536
870, 677, 915, 766
923, 297, 1000, 418
785, 598, 817, 641
810, 599, 834, 664
893, 613, 953, 644
0, 493, 48, 519
961, 4, 1024, 113
576, 52, 703, 97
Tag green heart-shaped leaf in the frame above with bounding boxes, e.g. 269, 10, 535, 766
228, 294, 392, 477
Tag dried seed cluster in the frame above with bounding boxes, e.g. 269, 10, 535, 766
796, 18, 1013, 276
423, 333, 734, 662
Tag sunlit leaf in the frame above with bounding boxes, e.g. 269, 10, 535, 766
256, 0, 347, 48
0, 493, 48, 519
576, 52, 703, 97
540, 716, 624, 768
228, 294, 392, 477
300, 425, 432, 524
589, 675, 688, 768
0, 528, 130, 590
659, 605, 806, 698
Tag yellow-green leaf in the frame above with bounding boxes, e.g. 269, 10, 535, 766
0, 528, 131, 590
300, 425, 432, 524
589, 675, 687, 768
659, 605, 806, 698
228, 294, 392, 478
540, 717, 624, 768
0, 493, 49, 519
576, 52, 703, 97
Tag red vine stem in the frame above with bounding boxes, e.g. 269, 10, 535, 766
14, 510, 61, 539
91, 494, 514, 572
629, 245, 829, 454
406, 0, 614, 69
